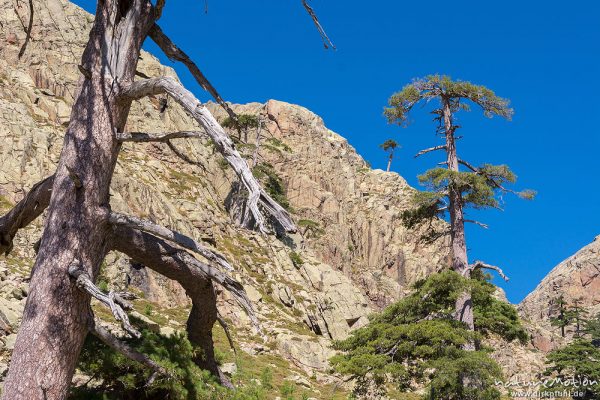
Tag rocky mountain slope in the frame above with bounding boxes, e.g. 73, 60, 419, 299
519, 235, 600, 352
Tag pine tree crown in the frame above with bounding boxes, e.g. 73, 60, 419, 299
384, 74, 514, 127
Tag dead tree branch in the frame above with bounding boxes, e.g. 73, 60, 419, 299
90, 319, 169, 379
301, 0, 336, 50
120, 77, 296, 234
116, 131, 205, 143
109, 212, 233, 271
465, 260, 509, 281
153, 0, 166, 20
111, 225, 259, 329
0, 175, 54, 255
17, 0, 33, 59
464, 219, 488, 229
148, 24, 238, 123
415, 144, 447, 158
217, 312, 237, 356
68, 260, 140, 338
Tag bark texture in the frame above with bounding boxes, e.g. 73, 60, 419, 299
441, 97, 475, 336
1, 1, 156, 398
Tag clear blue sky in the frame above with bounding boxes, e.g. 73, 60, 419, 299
73, 1, 600, 303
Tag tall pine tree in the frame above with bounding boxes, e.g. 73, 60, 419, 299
384, 75, 534, 340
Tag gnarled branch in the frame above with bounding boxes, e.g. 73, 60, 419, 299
0, 175, 54, 255
17, 0, 33, 59
68, 260, 140, 337
119, 77, 296, 234
465, 260, 509, 281
109, 212, 233, 271
110, 225, 259, 329
301, 0, 335, 50
415, 144, 447, 158
148, 24, 238, 123
90, 318, 169, 380
464, 219, 488, 229
116, 131, 205, 143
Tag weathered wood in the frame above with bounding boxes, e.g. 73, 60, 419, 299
148, 24, 239, 123
414, 144, 447, 158
120, 77, 296, 234
467, 260, 509, 282
301, 0, 335, 50
109, 212, 233, 271
17, 0, 34, 59
69, 260, 140, 338
0, 175, 54, 256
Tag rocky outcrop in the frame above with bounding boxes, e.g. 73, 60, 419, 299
519, 235, 600, 351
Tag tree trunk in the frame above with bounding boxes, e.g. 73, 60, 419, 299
441, 97, 475, 336
386, 152, 393, 172
1, 2, 156, 398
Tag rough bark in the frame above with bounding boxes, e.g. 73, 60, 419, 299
1, 1, 156, 398
441, 97, 475, 338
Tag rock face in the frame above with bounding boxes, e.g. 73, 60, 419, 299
0, 0, 449, 384
519, 236, 600, 351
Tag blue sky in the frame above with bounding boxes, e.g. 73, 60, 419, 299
72, 1, 600, 303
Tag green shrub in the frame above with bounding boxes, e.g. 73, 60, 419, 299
331, 270, 527, 399
289, 251, 303, 268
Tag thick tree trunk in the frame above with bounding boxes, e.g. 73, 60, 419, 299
441, 98, 475, 336
386, 152, 393, 172
1, 2, 155, 398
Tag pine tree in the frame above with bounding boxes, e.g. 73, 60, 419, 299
331, 270, 528, 399
550, 296, 588, 338
379, 139, 400, 172
384, 75, 535, 338
545, 313, 600, 399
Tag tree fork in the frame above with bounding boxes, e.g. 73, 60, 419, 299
109, 225, 255, 385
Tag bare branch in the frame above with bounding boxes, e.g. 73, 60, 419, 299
17, 0, 33, 59
217, 313, 237, 356
415, 144, 447, 158
120, 77, 296, 234
153, 0, 166, 20
111, 225, 259, 329
116, 131, 205, 143
464, 219, 489, 229
465, 260, 509, 281
148, 24, 238, 122
0, 175, 53, 255
68, 260, 140, 337
90, 318, 169, 379
301, 0, 336, 50
458, 159, 478, 173
109, 212, 233, 271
